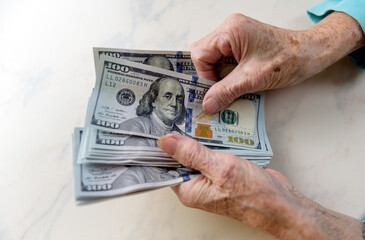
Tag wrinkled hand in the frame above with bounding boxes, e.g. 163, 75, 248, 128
190, 13, 365, 113
158, 134, 364, 240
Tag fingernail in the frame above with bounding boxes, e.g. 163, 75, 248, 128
203, 96, 220, 113
158, 135, 178, 156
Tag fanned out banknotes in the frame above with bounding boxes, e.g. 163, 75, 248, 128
72, 48, 272, 203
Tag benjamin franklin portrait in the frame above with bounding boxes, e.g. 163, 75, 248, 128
118, 77, 187, 147
143, 55, 174, 71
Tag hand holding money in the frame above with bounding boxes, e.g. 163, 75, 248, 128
184, 12, 365, 240
159, 133, 365, 240
73, 47, 272, 204
72, 8, 365, 238
158, 134, 299, 235
78, 48, 272, 167
190, 13, 365, 114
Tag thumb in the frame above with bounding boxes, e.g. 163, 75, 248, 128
158, 134, 219, 180
203, 64, 256, 114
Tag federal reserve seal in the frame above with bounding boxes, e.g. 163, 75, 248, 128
116, 88, 135, 106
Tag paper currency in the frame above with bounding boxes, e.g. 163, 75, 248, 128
92, 48, 267, 151
93, 47, 238, 80
73, 128, 198, 203
94, 48, 198, 77
72, 48, 273, 205
78, 48, 272, 167
85, 55, 266, 151
79, 127, 272, 166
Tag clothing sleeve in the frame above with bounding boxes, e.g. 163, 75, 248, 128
307, 0, 365, 69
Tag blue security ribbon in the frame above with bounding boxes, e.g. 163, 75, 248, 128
185, 108, 193, 133
192, 76, 198, 84
176, 51, 183, 73
176, 62, 182, 73
188, 89, 195, 103
182, 173, 191, 181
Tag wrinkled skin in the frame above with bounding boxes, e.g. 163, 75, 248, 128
189, 12, 365, 113
159, 134, 364, 239
158, 12, 365, 239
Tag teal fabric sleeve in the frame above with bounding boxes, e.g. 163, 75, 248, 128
307, 0, 365, 69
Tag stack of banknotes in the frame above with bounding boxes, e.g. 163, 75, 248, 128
73, 48, 273, 203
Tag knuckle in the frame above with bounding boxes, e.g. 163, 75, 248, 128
189, 44, 200, 61
189, 39, 215, 64
217, 33, 232, 56
225, 13, 249, 31
188, 41, 199, 53
226, 13, 245, 24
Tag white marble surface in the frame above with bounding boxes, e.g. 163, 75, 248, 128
0, 0, 364, 239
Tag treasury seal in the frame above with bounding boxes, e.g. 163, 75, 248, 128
116, 88, 135, 106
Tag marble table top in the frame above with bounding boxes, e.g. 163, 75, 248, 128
1, 0, 364, 239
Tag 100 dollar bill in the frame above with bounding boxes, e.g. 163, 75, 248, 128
85, 55, 265, 150
73, 128, 196, 203
93, 48, 197, 76
93, 47, 237, 80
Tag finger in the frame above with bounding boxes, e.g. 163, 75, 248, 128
171, 175, 211, 208
158, 134, 220, 180
189, 27, 233, 81
202, 64, 257, 114
189, 39, 221, 81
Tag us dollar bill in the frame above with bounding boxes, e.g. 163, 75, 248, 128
93, 47, 238, 80
94, 48, 198, 77
78, 127, 271, 166
73, 128, 198, 202
85, 55, 266, 150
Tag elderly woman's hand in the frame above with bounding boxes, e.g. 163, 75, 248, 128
190, 12, 365, 114
158, 134, 364, 240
